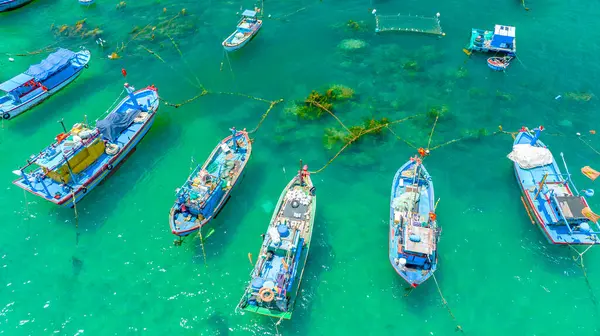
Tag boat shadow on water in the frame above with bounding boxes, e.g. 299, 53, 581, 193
51, 118, 181, 234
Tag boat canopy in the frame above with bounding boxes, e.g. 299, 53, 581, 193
97, 108, 141, 142
25, 48, 76, 81
241, 9, 256, 17
0, 73, 34, 93
508, 144, 553, 169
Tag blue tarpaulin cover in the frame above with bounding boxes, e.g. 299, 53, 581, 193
0, 73, 34, 93
24, 48, 76, 81
96, 108, 141, 143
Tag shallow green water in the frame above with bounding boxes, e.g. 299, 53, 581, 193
2, 0, 600, 335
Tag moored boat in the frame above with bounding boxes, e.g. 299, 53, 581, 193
487, 56, 512, 71
12, 83, 160, 207
0, 48, 91, 120
169, 128, 251, 237
389, 156, 439, 287
222, 9, 262, 52
0, 0, 33, 12
508, 126, 600, 245
78, 0, 95, 5
237, 163, 316, 319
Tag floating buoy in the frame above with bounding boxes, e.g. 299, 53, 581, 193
8, 57, 14, 62
121, 68, 127, 77
591, 130, 596, 135
555, 95, 562, 100
583, 189, 595, 197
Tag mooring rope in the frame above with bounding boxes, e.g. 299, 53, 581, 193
578, 135, 600, 155
71, 189, 80, 245
306, 99, 351, 133
429, 265, 463, 333
248, 99, 284, 134
198, 225, 208, 268
566, 243, 598, 309
386, 125, 418, 149
426, 115, 439, 150
162, 90, 208, 108
166, 32, 205, 90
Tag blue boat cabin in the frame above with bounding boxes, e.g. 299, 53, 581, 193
468, 24, 516, 55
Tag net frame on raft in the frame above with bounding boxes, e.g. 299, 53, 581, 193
373, 10, 444, 36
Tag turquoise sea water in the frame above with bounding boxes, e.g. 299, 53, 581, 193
2, 0, 600, 335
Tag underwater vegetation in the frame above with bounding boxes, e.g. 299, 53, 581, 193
324, 117, 390, 149
51, 19, 103, 40
565, 92, 594, 102
286, 85, 355, 120
338, 39, 367, 51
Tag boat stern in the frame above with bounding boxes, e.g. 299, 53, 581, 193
12, 169, 76, 206
73, 48, 92, 69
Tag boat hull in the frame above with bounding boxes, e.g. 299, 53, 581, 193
2, 50, 91, 120
389, 159, 438, 287
239, 174, 316, 320
222, 21, 262, 52
512, 131, 597, 245
12, 87, 160, 207
0, 0, 32, 12
169, 131, 252, 237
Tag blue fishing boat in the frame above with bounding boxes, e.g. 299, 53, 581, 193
169, 128, 252, 237
389, 156, 439, 287
0, 48, 91, 120
222, 9, 262, 52
12, 83, 160, 207
509, 127, 600, 245
0, 0, 33, 12
237, 164, 316, 319
78, 0, 94, 5
487, 56, 512, 71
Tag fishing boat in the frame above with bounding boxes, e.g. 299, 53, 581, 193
237, 164, 316, 319
169, 128, 251, 237
12, 83, 160, 207
0, 48, 91, 120
508, 126, 600, 245
0, 0, 33, 12
389, 156, 440, 287
487, 56, 512, 71
78, 0, 94, 5
466, 24, 516, 56
222, 9, 262, 52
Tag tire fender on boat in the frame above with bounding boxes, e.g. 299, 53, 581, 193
107, 163, 113, 171
84, 64, 89, 69
258, 287, 274, 302
2, 112, 10, 120
81, 187, 88, 194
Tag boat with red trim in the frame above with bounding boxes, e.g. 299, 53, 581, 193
12, 83, 159, 207
509, 127, 600, 245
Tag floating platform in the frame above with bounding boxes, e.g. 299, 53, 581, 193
467, 25, 516, 55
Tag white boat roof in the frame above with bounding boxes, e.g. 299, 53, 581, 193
242, 9, 257, 17
0, 73, 34, 93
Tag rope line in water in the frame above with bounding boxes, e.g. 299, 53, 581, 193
386, 125, 418, 149
426, 114, 439, 150
430, 270, 463, 332
306, 99, 351, 133
248, 99, 284, 134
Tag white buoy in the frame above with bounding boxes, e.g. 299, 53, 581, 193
372, 9, 377, 15
576, 132, 582, 136
399, 258, 407, 266
436, 12, 440, 17
8, 57, 14, 62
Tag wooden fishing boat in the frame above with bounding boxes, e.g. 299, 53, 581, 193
0, 48, 91, 120
487, 56, 512, 71
78, 0, 95, 5
12, 83, 160, 207
169, 128, 251, 237
0, 0, 33, 12
389, 156, 439, 287
237, 164, 316, 319
509, 127, 600, 245
222, 9, 262, 52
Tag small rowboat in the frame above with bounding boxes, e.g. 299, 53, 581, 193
487, 56, 512, 71
222, 9, 262, 52
78, 0, 95, 5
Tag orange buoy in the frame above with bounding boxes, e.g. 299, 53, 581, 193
418, 147, 426, 157
429, 212, 437, 221
121, 68, 127, 77
56, 133, 68, 143
590, 130, 596, 135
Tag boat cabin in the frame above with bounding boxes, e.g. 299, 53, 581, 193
238, 9, 258, 28
468, 24, 516, 55
0, 74, 43, 106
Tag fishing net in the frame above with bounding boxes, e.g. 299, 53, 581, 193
374, 12, 443, 36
